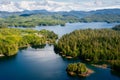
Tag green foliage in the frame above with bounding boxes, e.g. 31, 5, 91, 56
0, 9, 120, 28
0, 28, 58, 56
39, 29, 58, 43
55, 29, 120, 62
80, 14, 120, 23
0, 37, 18, 56
22, 34, 45, 46
67, 63, 78, 72
0, 14, 69, 28
67, 62, 87, 74
77, 63, 87, 74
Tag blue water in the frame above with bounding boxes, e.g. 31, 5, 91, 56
1, 22, 120, 80
34, 22, 119, 37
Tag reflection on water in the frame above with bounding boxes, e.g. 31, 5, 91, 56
111, 70, 120, 78
0, 55, 17, 62
0, 44, 120, 80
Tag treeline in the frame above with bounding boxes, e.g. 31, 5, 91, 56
0, 15, 66, 27
0, 14, 80, 28
0, 9, 120, 28
80, 14, 120, 23
55, 29, 120, 62
0, 13, 120, 28
0, 28, 58, 56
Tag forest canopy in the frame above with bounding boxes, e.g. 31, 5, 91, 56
55, 29, 120, 62
0, 28, 58, 56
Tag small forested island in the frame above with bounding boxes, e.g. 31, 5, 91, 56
55, 26, 120, 73
0, 27, 58, 57
66, 62, 93, 77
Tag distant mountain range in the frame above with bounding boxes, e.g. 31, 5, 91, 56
0, 8, 120, 28
0, 8, 120, 18
0, 8, 120, 27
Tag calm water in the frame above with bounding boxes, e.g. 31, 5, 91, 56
1, 22, 120, 80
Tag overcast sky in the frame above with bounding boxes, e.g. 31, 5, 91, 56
0, 0, 120, 12
10, 0, 120, 8
8, 0, 120, 4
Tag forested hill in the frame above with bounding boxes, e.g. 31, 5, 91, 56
0, 9, 120, 28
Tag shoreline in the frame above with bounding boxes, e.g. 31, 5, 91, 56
92, 64, 108, 69
67, 68, 94, 77
0, 54, 4, 57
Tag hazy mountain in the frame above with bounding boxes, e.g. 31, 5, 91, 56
0, 8, 120, 18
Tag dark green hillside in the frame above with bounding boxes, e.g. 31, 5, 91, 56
80, 14, 120, 23
55, 29, 120, 62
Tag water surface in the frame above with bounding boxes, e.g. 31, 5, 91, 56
1, 22, 120, 80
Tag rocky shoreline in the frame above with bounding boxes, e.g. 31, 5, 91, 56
67, 68, 94, 77
92, 64, 108, 69
0, 54, 4, 57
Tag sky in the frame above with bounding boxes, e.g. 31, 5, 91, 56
7, 0, 120, 4
0, 0, 120, 12
2, 0, 120, 4
8, 0, 120, 8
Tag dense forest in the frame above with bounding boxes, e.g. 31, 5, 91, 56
0, 15, 66, 27
110, 25, 120, 72
55, 25, 120, 72
80, 14, 120, 23
55, 29, 120, 62
0, 14, 80, 27
0, 28, 58, 56
0, 14, 119, 28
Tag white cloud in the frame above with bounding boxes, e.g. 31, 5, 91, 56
94, 1, 103, 6
0, 0, 119, 12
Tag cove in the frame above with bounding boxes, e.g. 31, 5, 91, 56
1, 22, 120, 80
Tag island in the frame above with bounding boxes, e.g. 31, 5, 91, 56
66, 62, 93, 77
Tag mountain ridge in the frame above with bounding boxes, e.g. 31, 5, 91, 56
0, 8, 120, 18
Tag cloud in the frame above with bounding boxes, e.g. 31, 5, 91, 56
0, 0, 119, 12
94, 1, 103, 6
